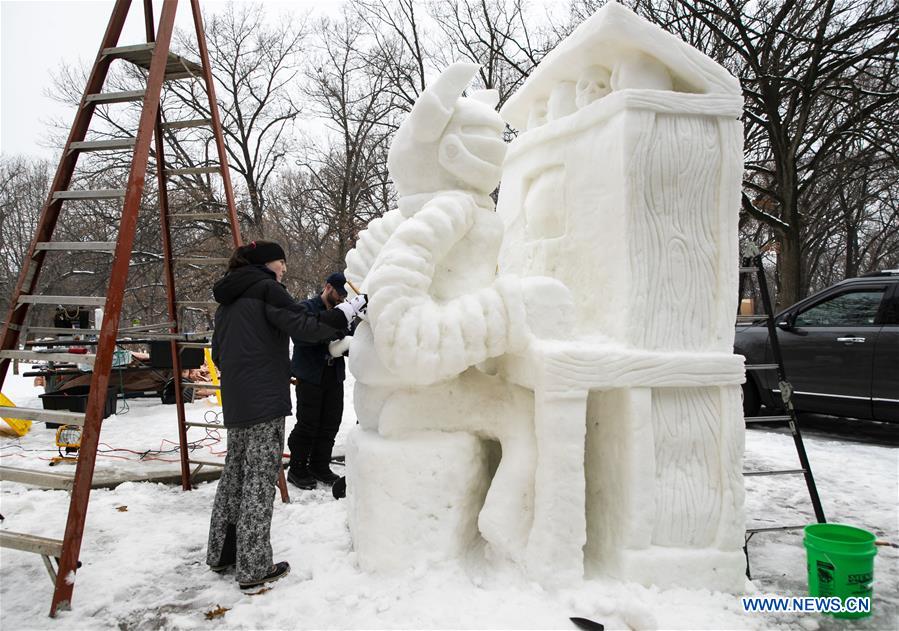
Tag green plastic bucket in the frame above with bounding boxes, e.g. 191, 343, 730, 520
804, 523, 876, 619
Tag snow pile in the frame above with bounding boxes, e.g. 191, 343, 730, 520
1, 371, 897, 629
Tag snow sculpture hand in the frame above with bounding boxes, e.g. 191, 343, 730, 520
520, 276, 575, 340
329, 336, 352, 358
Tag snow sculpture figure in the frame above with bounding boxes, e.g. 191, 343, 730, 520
344, 62, 573, 571
346, 2, 747, 593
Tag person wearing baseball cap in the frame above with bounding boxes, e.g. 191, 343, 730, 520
286, 271, 354, 489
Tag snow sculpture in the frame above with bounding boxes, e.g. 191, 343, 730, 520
496, 2, 746, 590
344, 62, 574, 571
345, 2, 747, 593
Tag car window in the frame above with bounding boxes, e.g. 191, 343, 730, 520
794, 289, 885, 327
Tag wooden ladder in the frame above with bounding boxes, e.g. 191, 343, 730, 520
0, 0, 289, 616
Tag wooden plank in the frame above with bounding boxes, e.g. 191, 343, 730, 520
0, 466, 74, 490
18, 295, 106, 306
0, 406, 85, 425
182, 381, 220, 389
0, 350, 96, 365
184, 421, 225, 428
35, 242, 117, 252
0, 531, 64, 558
177, 341, 211, 348
165, 166, 220, 176
53, 189, 126, 200
188, 459, 225, 467
84, 89, 145, 104
168, 213, 228, 221
173, 257, 228, 265
68, 139, 136, 152
161, 118, 212, 130
102, 43, 155, 57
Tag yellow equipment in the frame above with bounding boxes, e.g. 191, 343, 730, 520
0, 392, 32, 436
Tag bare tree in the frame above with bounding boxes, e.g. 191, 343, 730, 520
166, 2, 309, 230
569, 0, 899, 306
271, 12, 398, 297
429, 0, 560, 105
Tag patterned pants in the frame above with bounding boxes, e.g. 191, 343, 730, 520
206, 416, 285, 583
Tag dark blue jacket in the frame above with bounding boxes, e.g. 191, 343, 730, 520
291, 295, 346, 385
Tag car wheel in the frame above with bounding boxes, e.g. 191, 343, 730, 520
742, 380, 761, 418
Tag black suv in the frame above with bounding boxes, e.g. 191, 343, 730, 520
735, 270, 898, 423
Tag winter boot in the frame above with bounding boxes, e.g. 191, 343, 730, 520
309, 439, 338, 485
287, 467, 316, 490
238, 561, 291, 590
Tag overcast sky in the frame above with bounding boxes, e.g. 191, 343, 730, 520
0, 0, 321, 160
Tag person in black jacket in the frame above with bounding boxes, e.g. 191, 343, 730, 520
286, 272, 351, 489
205, 241, 363, 590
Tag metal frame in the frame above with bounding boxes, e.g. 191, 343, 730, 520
0, 0, 260, 616
739, 249, 826, 578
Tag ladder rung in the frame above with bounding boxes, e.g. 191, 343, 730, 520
736, 315, 766, 323
165, 166, 221, 176
19, 326, 101, 337
102, 43, 155, 56
744, 469, 806, 477
184, 421, 225, 428
34, 241, 117, 252
0, 531, 64, 558
84, 89, 145, 104
102, 44, 203, 79
0, 406, 86, 426
178, 341, 211, 348
182, 382, 220, 390
189, 459, 225, 468
168, 213, 229, 221
177, 301, 217, 307
746, 525, 807, 534
173, 257, 229, 265
745, 364, 778, 371
0, 350, 96, 365
68, 138, 136, 153
18, 295, 106, 306
0, 466, 73, 490
161, 118, 212, 130
53, 189, 126, 200
745, 415, 792, 424
739, 266, 758, 273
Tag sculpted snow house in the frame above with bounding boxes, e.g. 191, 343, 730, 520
344, 2, 747, 592
495, 2, 746, 590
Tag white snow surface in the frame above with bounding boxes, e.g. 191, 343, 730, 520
1, 371, 897, 630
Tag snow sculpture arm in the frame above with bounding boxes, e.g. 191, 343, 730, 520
365, 193, 528, 384
345, 208, 405, 291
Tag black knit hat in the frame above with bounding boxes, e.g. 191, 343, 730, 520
244, 240, 286, 265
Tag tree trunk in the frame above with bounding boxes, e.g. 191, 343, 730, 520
777, 229, 802, 311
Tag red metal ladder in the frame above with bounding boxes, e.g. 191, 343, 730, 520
0, 0, 289, 616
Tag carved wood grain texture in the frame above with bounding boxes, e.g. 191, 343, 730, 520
626, 113, 722, 352
650, 386, 722, 546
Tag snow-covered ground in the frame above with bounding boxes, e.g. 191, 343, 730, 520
1, 370, 897, 630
